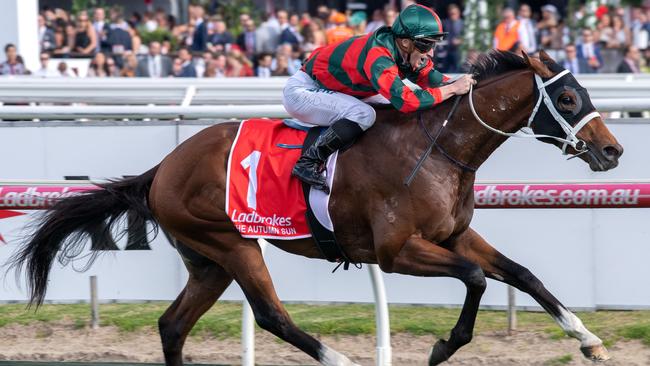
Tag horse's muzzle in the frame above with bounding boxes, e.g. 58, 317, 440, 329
587, 143, 624, 171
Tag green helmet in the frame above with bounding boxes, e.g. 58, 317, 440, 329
392, 4, 447, 41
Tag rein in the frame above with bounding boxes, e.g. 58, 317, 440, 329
404, 95, 472, 187
405, 69, 601, 186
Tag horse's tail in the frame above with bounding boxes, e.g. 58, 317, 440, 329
8, 166, 160, 307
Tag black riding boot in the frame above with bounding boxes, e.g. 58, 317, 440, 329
292, 119, 364, 193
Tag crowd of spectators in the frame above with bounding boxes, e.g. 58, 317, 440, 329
1, 2, 650, 78
493, 3, 650, 75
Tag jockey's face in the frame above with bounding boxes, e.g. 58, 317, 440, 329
397, 38, 433, 71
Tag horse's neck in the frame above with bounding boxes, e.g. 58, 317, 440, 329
430, 70, 534, 170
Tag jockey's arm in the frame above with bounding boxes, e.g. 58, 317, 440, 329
409, 60, 473, 102
365, 48, 442, 113
365, 48, 471, 113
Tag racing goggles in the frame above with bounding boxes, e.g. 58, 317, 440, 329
412, 35, 444, 53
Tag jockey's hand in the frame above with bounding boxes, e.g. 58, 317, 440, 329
438, 74, 477, 102
451, 74, 476, 95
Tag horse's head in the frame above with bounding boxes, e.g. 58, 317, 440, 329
522, 50, 623, 171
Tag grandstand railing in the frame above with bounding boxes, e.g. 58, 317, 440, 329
0, 74, 649, 106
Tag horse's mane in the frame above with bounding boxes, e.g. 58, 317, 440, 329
469, 50, 529, 82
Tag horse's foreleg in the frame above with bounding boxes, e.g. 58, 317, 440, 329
226, 239, 360, 366
378, 235, 487, 365
449, 228, 609, 362
158, 261, 233, 366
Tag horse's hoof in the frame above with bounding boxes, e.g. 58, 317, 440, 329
581, 344, 611, 362
428, 339, 450, 366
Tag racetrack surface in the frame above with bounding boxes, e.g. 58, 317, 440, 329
1, 323, 649, 366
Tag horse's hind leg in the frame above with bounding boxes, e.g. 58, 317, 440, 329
223, 237, 360, 366
449, 228, 609, 362
158, 244, 233, 366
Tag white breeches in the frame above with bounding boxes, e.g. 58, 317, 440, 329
282, 70, 381, 131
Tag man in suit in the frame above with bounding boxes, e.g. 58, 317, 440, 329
617, 45, 642, 117
174, 47, 197, 77
136, 41, 172, 77
236, 19, 257, 60
560, 44, 590, 74
191, 5, 208, 52
576, 29, 603, 73
617, 45, 641, 73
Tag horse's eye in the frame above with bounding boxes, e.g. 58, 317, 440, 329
560, 96, 573, 105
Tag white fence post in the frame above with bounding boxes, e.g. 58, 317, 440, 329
241, 239, 268, 366
368, 264, 392, 366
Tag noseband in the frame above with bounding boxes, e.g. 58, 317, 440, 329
469, 69, 600, 155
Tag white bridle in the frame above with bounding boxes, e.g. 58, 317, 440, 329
468, 69, 601, 155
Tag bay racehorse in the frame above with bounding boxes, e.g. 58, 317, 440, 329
9, 51, 623, 366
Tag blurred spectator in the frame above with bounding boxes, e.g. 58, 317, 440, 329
225, 51, 253, 77
209, 18, 234, 52
93, 7, 110, 52
106, 15, 132, 67
38, 14, 56, 52
618, 45, 642, 117
33, 52, 59, 77
191, 4, 208, 52
57, 61, 76, 77
280, 12, 304, 46
326, 11, 353, 45
87, 52, 109, 77
120, 52, 138, 77
228, 47, 254, 76
204, 53, 226, 77
302, 19, 326, 52
383, 8, 397, 27
74, 12, 98, 55
136, 41, 172, 77
577, 29, 603, 73
256, 53, 273, 77
0, 44, 27, 75
642, 48, 650, 73
256, 14, 280, 54
52, 23, 76, 57
106, 56, 120, 76
128, 26, 144, 54
195, 51, 212, 77
365, 9, 385, 34
537, 5, 559, 49
439, 4, 463, 73
176, 47, 197, 77
237, 19, 257, 59
560, 44, 590, 74
316, 5, 330, 23
272, 53, 290, 76
631, 8, 649, 50
349, 11, 367, 36
540, 22, 566, 50
494, 8, 521, 52
610, 16, 631, 49
617, 45, 641, 73
517, 4, 537, 54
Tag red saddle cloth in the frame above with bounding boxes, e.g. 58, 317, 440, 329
226, 118, 311, 239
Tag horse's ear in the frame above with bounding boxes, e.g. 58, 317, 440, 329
538, 49, 554, 63
521, 51, 531, 66
525, 53, 554, 78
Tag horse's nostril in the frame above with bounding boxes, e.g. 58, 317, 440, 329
602, 145, 622, 161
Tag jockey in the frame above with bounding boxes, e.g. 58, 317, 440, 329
283, 4, 476, 193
